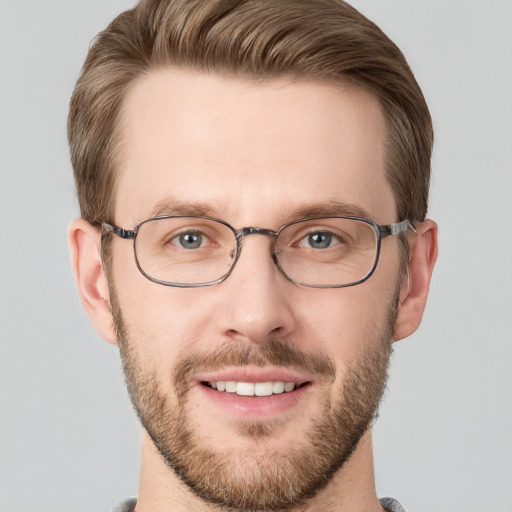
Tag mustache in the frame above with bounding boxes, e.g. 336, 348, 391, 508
173, 339, 336, 396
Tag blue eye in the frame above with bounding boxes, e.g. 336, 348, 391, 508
303, 232, 334, 249
175, 231, 204, 249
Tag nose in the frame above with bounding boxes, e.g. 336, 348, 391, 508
217, 234, 296, 344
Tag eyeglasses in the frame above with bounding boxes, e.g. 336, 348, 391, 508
102, 216, 415, 288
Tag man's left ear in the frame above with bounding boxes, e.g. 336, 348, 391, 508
393, 219, 438, 341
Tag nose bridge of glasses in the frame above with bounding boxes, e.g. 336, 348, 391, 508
235, 226, 278, 243
235, 227, 280, 267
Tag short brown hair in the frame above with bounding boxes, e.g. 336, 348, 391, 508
68, 0, 433, 226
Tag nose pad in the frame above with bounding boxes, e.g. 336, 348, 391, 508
218, 236, 296, 344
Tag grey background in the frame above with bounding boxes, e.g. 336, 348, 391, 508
1, 1, 511, 511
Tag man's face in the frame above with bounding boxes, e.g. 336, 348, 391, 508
109, 69, 402, 509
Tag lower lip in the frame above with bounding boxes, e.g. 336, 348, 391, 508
197, 383, 311, 418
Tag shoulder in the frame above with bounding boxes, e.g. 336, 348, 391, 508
114, 496, 406, 511
111, 496, 137, 512
380, 496, 408, 512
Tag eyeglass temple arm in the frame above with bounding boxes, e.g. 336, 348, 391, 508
379, 219, 416, 238
102, 223, 135, 240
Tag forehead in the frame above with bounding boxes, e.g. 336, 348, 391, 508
115, 68, 395, 226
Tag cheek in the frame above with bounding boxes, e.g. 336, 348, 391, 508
111, 255, 220, 368
295, 283, 395, 373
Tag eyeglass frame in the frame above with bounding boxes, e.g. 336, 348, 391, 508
102, 215, 416, 289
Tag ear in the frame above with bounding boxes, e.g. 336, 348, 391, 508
393, 219, 438, 342
68, 218, 117, 345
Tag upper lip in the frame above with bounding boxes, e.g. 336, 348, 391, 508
196, 367, 314, 386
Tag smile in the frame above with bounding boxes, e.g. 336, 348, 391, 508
204, 380, 304, 397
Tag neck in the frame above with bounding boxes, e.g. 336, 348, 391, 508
135, 429, 384, 512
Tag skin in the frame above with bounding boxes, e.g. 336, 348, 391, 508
69, 69, 438, 511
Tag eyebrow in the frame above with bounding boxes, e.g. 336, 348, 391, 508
284, 201, 372, 221
145, 198, 372, 224
147, 199, 224, 219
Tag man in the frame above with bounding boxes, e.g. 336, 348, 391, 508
67, 0, 438, 511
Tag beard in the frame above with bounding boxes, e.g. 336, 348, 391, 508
109, 283, 397, 511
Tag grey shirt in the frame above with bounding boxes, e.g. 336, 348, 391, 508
112, 496, 408, 511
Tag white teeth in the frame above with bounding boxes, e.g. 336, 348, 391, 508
273, 381, 285, 394
284, 382, 295, 392
254, 382, 274, 397
226, 381, 237, 393
236, 382, 254, 396
209, 380, 297, 396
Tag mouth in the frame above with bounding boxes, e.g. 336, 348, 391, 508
201, 380, 310, 397
195, 369, 314, 417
